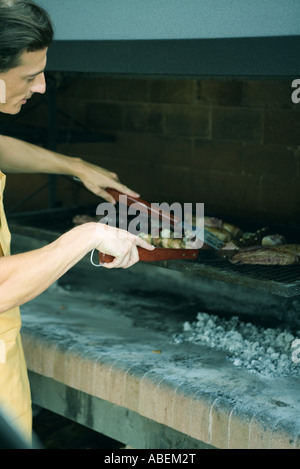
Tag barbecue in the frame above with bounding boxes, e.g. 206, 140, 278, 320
73, 195, 299, 270
228, 245, 300, 266
2, 0, 300, 451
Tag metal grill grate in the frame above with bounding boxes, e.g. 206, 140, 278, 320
160, 251, 300, 298
8, 213, 300, 298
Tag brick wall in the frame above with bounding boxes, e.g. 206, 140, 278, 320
3, 76, 300, 226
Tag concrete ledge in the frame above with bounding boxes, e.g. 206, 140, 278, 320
21, 279, 300, 449
28, 371, 213, 449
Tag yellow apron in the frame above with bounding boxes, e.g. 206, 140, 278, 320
0, 171, 32, 443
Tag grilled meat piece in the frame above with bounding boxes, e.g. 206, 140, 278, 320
203, 217, 242, 239
261, 234, 286, 246
222, 222, 242, 239
204, 226, 232, 243
220, 241, 240, 251
138, 232, 186, 249
229, 245, 300, 266
203, 216, 224, 229
237, 227, 269, 247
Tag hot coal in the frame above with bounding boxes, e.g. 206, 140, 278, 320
174, 312, 300, 378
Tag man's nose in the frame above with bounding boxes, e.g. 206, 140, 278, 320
31, 73, 46, 95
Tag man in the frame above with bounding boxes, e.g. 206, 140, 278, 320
0, 0, 153, 443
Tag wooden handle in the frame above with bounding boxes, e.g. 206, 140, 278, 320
99, 247, 199, 263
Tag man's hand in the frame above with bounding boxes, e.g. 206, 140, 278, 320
75, 160, 140, 204
95, 224, 155, 269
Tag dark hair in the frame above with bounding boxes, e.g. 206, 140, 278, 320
0, 0, 53, 72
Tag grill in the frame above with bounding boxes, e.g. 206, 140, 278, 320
158, 251, 300, 298
8, 207, 300, 298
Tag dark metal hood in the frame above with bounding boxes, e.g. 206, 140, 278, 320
37, 0, 300, 77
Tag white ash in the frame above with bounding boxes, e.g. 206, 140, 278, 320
173, 312, 300, 378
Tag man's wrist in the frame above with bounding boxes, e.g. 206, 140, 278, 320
71, 157, 86, 180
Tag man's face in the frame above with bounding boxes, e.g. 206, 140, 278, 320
0, 48, 47, 115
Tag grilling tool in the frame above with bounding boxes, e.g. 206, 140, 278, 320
98, 188, 224, 263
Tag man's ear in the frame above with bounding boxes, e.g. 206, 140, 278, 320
0, 79, 6, 103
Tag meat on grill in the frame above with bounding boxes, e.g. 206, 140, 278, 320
229, 245, 300, 266
72, 213, 294, 264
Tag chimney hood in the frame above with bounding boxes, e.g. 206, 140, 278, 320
37, 0, 300, 77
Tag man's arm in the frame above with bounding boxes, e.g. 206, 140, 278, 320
0, 135, 139, 203
0, 222, 154, 314
0, 134, 82, 174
